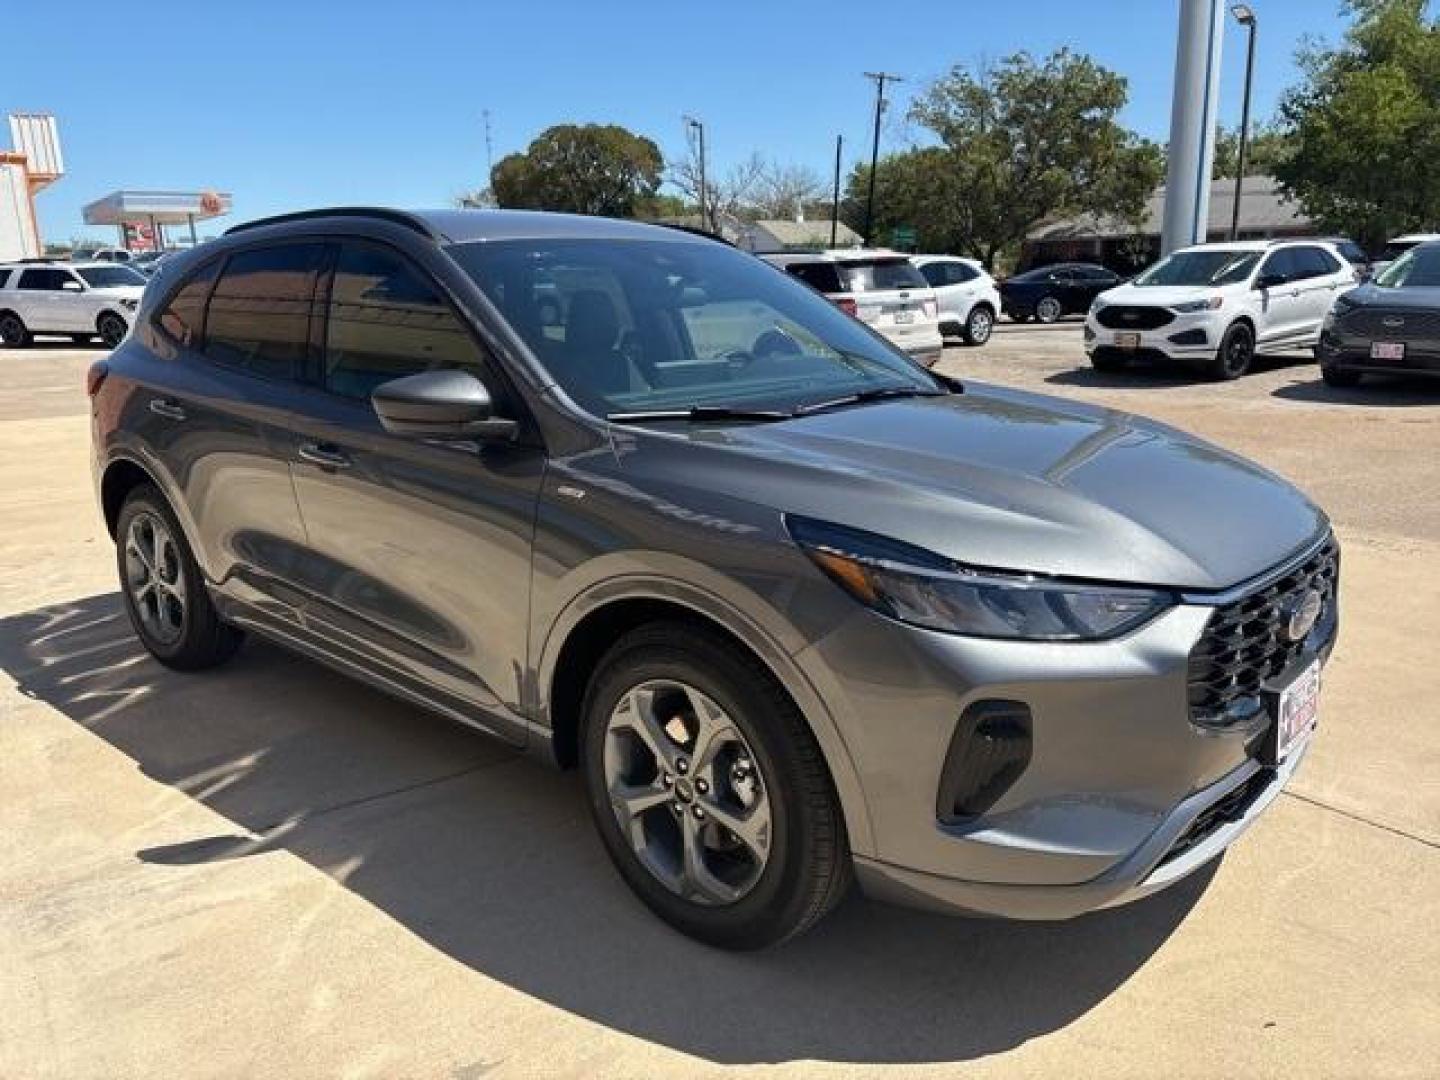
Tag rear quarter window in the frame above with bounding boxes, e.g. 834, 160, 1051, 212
155, 260, 220, 348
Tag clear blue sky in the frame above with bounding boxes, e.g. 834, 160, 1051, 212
6, 0, 1355, 244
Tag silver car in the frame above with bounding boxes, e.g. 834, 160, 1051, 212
91, 208, 1337, 948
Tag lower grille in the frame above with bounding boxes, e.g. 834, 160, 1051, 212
1097, 305, 1176, 330
1160, 769, 1271, 866
1340, 307, 1440, 340
1188, 535, 1339, 728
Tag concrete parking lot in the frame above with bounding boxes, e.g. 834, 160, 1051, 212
2, 327, 1437, 1079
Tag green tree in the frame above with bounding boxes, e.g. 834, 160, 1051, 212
1274, 0, 1440, 249
491, 123, 664, 218
845, 49, 1163, 268
1211, 120, 1295, 179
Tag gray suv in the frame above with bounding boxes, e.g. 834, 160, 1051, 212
90, 208, 1338, 949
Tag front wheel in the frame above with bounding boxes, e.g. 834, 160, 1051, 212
962, 305, 995, 346
0, 312, 30, 347
1207, 323, 1254, 380
582, 622, 850, 949
116, 485, 243, 670
1035, 296, 1063, 324
98, 312, 128, 349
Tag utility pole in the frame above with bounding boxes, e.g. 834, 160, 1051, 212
1230, 4, 1258, 241
862, 71, 902, 247
831, 134, 843, 248
684, 115, 707, 231
482, 109, 494, 178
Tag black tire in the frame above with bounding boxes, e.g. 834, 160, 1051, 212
116, 484, 243, 671
97, 312, 128, 349
1207, 322, 1255, 380
962, 304, 995, 346
1321, 365, 1362, 388
0, 312, 30, 347
581, 621, 851, 949
1034, 296, 1063, 324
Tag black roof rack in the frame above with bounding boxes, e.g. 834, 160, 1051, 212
647, 222, 736, 247
225, 207, 439, 239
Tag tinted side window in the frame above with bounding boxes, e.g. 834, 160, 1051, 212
204, 244, 326, 380
953, 263, 980, 283
324, 243, 487, 400
1301, 247, 1341, 277
787, 263, 843, 294
17, 268, 73, 290
156, 260, 219, 347
1260, 249, 1300, 284
919, 263, 946, 287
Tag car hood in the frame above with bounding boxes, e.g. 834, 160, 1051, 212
1100, 283, 1222, 307
628, 385, 1326, 591
1343, 283, 1440, 310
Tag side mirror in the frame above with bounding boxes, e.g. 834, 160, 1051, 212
62, 280, 84, 292
370, 370, 518, 441
1255, 273, 1286, 290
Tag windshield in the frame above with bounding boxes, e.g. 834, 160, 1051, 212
1374, 245, 1440, 288
1134, 250, 1260, 287
1380, 240, 1426, 262
446, 238, 940, 417
76, 265, 146, 288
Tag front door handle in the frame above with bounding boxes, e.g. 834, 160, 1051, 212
148, 398, 187, 421
298, 442, 352, 470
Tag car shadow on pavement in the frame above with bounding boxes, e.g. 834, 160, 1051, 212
1046, 353, 1307, 390
1273, 376, 1440, 407
0, 592, 1214, 1066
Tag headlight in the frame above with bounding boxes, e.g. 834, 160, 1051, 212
1323, 295, 1356, 331
1171, 296, 1224, 314
788, 517, 1174, 641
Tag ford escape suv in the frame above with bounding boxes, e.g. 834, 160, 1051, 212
91, 208, 1338, 949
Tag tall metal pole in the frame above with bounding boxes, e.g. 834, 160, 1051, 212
1230, 8, 1258, 241
1161, 0, 1226, 254
862, 72, 902, 247
685, 116, 708, 231
831, 134, 843, 248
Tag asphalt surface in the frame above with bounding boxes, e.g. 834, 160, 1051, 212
2, 327, 1437, 1079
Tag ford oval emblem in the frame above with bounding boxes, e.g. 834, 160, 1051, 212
1285, 590, 1324, 643
1382, 316, 1405, 328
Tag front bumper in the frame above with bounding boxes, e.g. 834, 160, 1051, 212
1317, 331, 1440, 377
1084, 309, 1220, 365
792, 580, 1327, 920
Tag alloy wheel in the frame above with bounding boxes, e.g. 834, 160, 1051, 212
123, 511, 187, 645
603, 679, 772, 905
99, 313, 127, 349
1036, 297, 1062, 323
1224, 328, 1253, 377
968, 307, 994, 344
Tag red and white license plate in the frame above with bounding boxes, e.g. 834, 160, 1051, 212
1371, 341, 1406, 361
1276, 660, 1321, 760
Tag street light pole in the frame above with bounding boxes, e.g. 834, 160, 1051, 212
831, 134, 843, 248
1230, 4, 1258, 241
684, 115, 707, 231
862, 72, 902, 247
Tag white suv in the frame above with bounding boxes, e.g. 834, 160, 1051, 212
913, 255, 1002, 346
762, 250, 943, 366
0, 261, 147, 348
1084, 240, 1359, 379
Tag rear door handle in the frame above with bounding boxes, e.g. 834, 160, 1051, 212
297, 442, 352, 470
148, 398, 187, 421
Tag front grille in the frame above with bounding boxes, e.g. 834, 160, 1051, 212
1188, 536, 1339, 728
1160, 768, 1272, 866
1097, 305, 1176, 330
1340, 307, 1440, 340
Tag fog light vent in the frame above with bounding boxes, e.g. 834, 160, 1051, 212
937, 700, 1033, 824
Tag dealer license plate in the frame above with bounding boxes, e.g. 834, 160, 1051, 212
1115, 332, 1141, 349
1371, 341, 1405, 361
1275, 659, 1321, 762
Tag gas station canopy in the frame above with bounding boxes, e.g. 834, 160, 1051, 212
82, 189, 232, 249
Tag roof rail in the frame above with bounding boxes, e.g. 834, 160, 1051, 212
648, 222, 735, 246
224, 207, 438, 239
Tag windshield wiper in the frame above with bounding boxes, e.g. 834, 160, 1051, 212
606, 405, 793, 424
793, 385, 948, 416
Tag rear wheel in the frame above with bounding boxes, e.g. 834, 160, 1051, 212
116, 485, 243, 671
1321, 365, 1362, 388
962, 304, 995, 346
0, 312, 29, 347
582, 622, 850, 949
1035, 296, 1063, 324
97, 312, 128, 349
1206, 322, 1254, 380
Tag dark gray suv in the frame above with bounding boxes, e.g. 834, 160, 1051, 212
91, 208, 1339, 948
